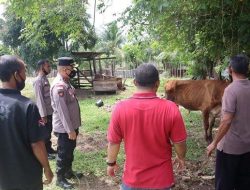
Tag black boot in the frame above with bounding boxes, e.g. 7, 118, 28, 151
56, 177, 74, 189
47, 153, 56, 160
65, 169, 83, 179
47, 147, 57, 154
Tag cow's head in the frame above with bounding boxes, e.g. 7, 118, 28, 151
164, 80, 177, 102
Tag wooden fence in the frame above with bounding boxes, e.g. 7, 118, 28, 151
114, 70, 136, 78
28, 67, 186, 79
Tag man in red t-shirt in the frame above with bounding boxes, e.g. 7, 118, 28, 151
107, 63, 187, 190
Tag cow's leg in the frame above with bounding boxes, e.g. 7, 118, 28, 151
208, 113, 216, 142
202, 110, 211, 143
208, 106, 222, 143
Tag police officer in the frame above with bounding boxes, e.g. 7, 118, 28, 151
33, 59, 57, 160
50, 57, 83, 189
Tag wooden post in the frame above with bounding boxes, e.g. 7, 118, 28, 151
99, 59, 102, 74
77, 68, 80, 88
93, 58, 97, 75
111, 61, 114, 76
89, 60, 93, 82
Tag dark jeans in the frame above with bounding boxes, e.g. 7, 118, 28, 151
54, 129, 78, 178
121, 183, 172, 190
44, 115, 53, 153
216, 149, 250, 190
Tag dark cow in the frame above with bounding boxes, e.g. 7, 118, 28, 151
165, 80, 229, 142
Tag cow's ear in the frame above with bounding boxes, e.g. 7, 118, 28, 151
171, 80, 177, 90
164, 82, 170, 92
165, 80, 176, 92
172, 80, 177, 92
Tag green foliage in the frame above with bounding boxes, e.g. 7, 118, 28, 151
122, 43, 144, 68
1, 11, 62, 67
1, 0, 97, 68
0, 44, 12, 55
123, 0, 250, 78
94, 21, 124, 68
8, 0, 94, 46
122, 37, 165, 69
0, 13, 23, 51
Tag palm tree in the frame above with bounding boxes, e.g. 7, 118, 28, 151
98, 21, 123, 56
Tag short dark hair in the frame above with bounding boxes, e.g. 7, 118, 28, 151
37, 59, 49, 66
0, 55, 22, 82
135, 63, 159, 87
230, 54, 249, 76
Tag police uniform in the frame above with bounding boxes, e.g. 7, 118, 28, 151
33, 74, 54, 154
0, 89, 46, 190
50, 57, 82, 188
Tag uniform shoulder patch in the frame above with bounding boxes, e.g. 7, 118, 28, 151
55, 83, 66, 97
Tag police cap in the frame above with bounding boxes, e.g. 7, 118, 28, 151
58, 57, 75, 66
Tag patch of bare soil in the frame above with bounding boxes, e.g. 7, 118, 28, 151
174, 156, 215, 190
76, 132, 120, 190
72, 174, 120, 190
76, 131, 108, 152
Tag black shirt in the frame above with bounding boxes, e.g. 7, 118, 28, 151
0, 89, 46, 189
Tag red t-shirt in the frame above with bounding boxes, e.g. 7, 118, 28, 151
107, 92, 187, 189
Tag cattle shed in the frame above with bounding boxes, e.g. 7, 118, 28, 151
71, 52, 121, 93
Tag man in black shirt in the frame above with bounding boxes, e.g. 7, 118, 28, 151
0, 55, 53, 190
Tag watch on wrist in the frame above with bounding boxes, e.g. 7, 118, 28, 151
106, 160, 116, 166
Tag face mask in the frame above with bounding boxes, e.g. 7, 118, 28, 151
68, 70, 76, 78
42, 67, 49, 75
15, 73, 25, 91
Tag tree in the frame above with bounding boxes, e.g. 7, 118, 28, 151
7, 0, 95, 49
1, 10, 61, 68
94, 21, 124, 69
1, 0, 97, 67
122, 0, 250, 78
96, 21, 123, 55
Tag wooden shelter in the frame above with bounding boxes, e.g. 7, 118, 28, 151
71, 52, 119, 92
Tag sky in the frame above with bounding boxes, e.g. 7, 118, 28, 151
0, 4, 5, 19
87, 0, 132, 32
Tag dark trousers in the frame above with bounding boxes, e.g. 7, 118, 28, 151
45, 115, 53, 153
5, 182, 43, 190
215, 149, 250, 190
54, 129, 78, 178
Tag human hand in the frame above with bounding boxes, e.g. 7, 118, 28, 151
107, 164, 119, 177
207, 142, 216, 157
68, 131, 77, 140
41, 116, 48, 124
173, 156, 185, 172
43, 167, 53, 185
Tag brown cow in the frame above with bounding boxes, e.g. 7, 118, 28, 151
165, 80, 230, 143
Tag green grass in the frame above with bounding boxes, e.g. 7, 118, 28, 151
79, 98, 111, 132
181, 108, 206, 160
16, 77, 206, 189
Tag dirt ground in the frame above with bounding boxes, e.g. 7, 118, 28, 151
68, 132, 216, 190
